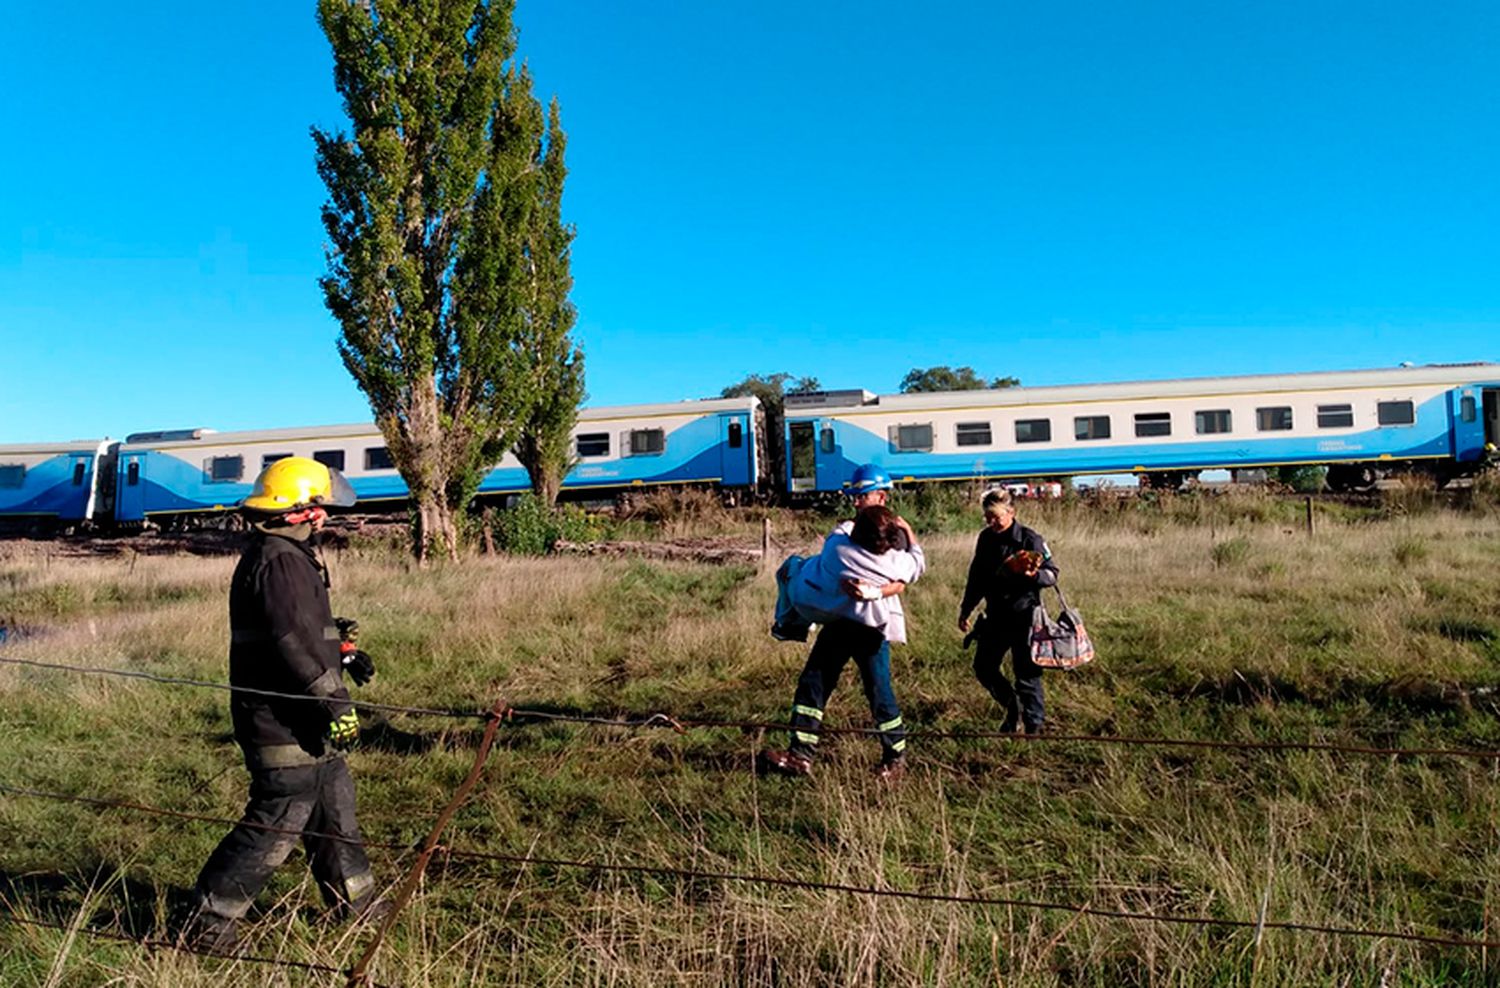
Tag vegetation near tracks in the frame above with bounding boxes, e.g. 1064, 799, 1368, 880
3, 494, 1500, 986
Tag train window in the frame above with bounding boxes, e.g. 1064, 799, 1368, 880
820, 426, 836, 453
1074, 416, 1111, 441
630, 429, 665, 455
1317, 404, 1354, 428
727, 422, 743, 449
314, 450, 346, 471
576, 433, 610, 457
1256, 407, 1293, 432
1377, 401, 1415, 426
261, 453, 292, 468
0, 465, 24, 489
955, 422, 992, 446
206, 456, 244, 483
127, 461, 140, 486
1195, 410, 1232, 435
893, 423, 933, 452
72, 461, 87, 486
365, 447, 395, 470
1461, 396, 1477, 423
1015, 419, 1051, 444
1134, 413, 1171, 438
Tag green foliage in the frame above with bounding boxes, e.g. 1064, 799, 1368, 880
493, 493, 602, 555
513, 98, 585, 507
899, 365, 1019, 393
1272, 465, 1328, 493
314, 0, 578, 558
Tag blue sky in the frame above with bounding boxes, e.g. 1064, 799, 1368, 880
2, 1, 1497, 443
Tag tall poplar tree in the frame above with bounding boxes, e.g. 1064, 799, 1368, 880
314, 0, 577, 560
514, 97, 584, 506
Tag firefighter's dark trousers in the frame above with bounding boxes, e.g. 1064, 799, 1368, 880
974, 617, 1045, 731
787, 619, 906, 763
193, 756, 374, 921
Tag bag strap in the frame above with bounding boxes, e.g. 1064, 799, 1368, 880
1046, 582, 1071, 612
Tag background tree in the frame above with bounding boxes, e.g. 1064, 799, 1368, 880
899, 366, 1020, 393
315, 0, 574, 562
513, 97, 584, 507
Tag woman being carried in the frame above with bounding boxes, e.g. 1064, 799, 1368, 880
763, 504, 924, 780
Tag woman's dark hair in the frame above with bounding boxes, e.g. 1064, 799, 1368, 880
851, 505, 902, 554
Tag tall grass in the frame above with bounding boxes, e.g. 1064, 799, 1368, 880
2, 504, 1499, 985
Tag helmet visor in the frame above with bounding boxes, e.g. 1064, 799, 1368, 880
319, 467, 358, 508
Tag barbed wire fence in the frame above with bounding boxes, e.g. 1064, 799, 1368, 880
3, 652, 1500, 986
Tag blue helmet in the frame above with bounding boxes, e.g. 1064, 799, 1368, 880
847, 463, 893, 496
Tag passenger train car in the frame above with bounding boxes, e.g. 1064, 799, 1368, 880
108, 397, 765, 524
1, 363, 1496, 530
782, 363, 1500, 495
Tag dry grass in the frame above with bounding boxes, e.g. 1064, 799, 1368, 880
2, 506, 1500, 985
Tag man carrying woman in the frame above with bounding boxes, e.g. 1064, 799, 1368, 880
763, 499, 924, 780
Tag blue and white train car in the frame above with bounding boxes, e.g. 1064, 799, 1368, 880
112, 397, 765, 523
783, 364, 1500, 494
0, 439, 112, 528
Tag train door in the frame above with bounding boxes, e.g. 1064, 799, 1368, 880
787, 420, 817, 493
720, 414, 752, 487
1486, 389, 1499, 450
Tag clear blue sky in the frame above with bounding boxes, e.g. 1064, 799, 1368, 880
2, 1, 1497, 443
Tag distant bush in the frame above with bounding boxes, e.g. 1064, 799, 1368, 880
493, 495, 605, 555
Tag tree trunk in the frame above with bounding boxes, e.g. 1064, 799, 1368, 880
407, 381, 462, 565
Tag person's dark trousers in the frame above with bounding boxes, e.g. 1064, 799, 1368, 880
193, 757, 375, 921
786, 619, 907, 763
974, 617, 1045, 732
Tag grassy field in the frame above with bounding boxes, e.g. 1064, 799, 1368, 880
3, 491, 1500, 986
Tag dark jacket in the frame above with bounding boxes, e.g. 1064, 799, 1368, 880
958, 521, 1059, 622
228, 525, 352, 768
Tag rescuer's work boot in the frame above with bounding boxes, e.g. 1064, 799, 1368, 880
873, 756, 906, 782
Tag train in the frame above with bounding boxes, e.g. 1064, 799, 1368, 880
2, 362, 1497, 531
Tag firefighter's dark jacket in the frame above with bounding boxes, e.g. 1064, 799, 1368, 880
228, 523, 352, 770
958, 521, 1059, 622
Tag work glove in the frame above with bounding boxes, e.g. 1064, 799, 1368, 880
335, 617, 376, 686
327, 710, 361, 750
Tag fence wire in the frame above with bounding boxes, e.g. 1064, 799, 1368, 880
3, 779, 1495, 954
6, 654, 1500, 761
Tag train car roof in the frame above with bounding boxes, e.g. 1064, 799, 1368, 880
0, 439, 108, 455
822, 363, 1500, 412
117, 396, 762, 450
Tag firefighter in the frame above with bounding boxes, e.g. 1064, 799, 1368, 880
180, 456, 380, 952
958, 488, 1058, 734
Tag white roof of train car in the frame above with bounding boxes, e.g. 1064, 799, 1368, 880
831, 363, 1500, 413
0, 439, 108, 455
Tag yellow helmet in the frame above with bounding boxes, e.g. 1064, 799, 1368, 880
241, 456, 357, 513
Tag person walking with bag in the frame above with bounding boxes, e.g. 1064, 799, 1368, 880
958, 489, 1058, 734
